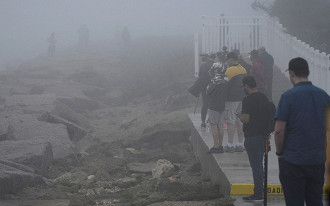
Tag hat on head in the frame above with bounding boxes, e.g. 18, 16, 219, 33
249, 50, 259, 58
257, 46, 265, 51
226, 52, 238, 61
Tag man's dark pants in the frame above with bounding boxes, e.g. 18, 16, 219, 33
244, 136, 265, 196
279, 158, 325, 206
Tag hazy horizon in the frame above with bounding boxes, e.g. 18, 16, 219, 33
0, 0, 260, 68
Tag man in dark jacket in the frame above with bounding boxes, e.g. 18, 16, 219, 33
250, 50, 267, 94
258, 47, 274, 101
206, 62, 228, 153
198, 54, 214, 127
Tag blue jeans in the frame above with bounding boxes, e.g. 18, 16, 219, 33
244, 136, 265, 196
279, 158, 324, 206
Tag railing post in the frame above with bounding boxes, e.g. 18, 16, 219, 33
194, 33, 199, 78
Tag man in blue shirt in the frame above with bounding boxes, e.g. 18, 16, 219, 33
275, 57, 330, 206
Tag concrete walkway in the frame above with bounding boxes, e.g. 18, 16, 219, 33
188, 112, 284, 205
189, 113, 280, 187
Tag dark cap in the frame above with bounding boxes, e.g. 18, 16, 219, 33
249, 50, 258, 58
226, 52, 238, 61
286, 57, 309, 78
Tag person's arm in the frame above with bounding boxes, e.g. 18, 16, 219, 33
237, 97, 250, 124
237, 113, 249, 124
274, 120, 287, 155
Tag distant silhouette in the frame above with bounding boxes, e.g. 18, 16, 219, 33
47, 32, 57, 56
77, 24, 89, 49
121, 27, 130, 45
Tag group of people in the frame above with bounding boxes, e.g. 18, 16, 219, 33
194, 46, 274, 154
47, 24, 90, 56
189, 46, 330, 205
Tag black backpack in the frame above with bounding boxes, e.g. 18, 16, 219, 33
259, 100, 276, 135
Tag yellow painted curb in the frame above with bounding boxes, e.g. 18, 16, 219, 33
230, 184, 330, 196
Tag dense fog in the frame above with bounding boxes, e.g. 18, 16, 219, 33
0, 0, 259, 69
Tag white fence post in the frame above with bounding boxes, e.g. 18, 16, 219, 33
194, 33, 199, 78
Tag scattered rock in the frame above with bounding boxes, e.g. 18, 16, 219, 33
116, 177, 137, 188
125, 147, 140, 154
68, 194, 96, 206
152, 159, 175, 179
128, 162, 156, 174
54, 171, 88, 187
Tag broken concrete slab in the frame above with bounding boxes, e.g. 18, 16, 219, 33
0, 140, 53, 175
38, 112, 88, 142
0, 160, 45, 194
1, 113, 74, 159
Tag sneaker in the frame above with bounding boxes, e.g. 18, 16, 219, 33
235, 145, 244, 152
201, 123, 206, 128
208, 146, 224, 153
242, 194, 263, 201
224, 145, 235, 153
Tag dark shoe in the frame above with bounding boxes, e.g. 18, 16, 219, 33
242, 194, 263, 201
201, 123, 206, 128
208, 146, 224, 153
224, 145, 235, 153
235, 145, 244, 152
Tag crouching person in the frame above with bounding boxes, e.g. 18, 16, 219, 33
206, 62, 228, 153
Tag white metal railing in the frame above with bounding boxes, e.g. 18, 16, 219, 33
196, 15, 330, 94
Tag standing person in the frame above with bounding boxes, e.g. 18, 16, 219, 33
274, 57, 330, 206
199, 54, 214, 127
232, 49, 251, 74
249, 50, 267, 94
47, 32, 57, 57
237, 76, 270, 201
206, 62, 228, 153
77, 24, 89, 49
258, 46, 274, 101
224, 52, 247, 152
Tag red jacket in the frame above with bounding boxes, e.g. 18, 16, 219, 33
251, 59, 267, 92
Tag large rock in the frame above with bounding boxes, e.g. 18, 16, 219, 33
152, 159, 175, 179
0, 159, 45, 194
5, 93, 56, 112
0, 113, 74, 159
0, 140, 53, 175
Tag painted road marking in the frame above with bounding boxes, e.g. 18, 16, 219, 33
230, 184, 330, 196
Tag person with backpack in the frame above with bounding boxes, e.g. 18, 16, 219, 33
187, 54, 214, 127
206, 62, 228, 153
237, 76, 274, 201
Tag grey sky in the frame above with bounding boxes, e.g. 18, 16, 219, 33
0, 0, 259, 66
